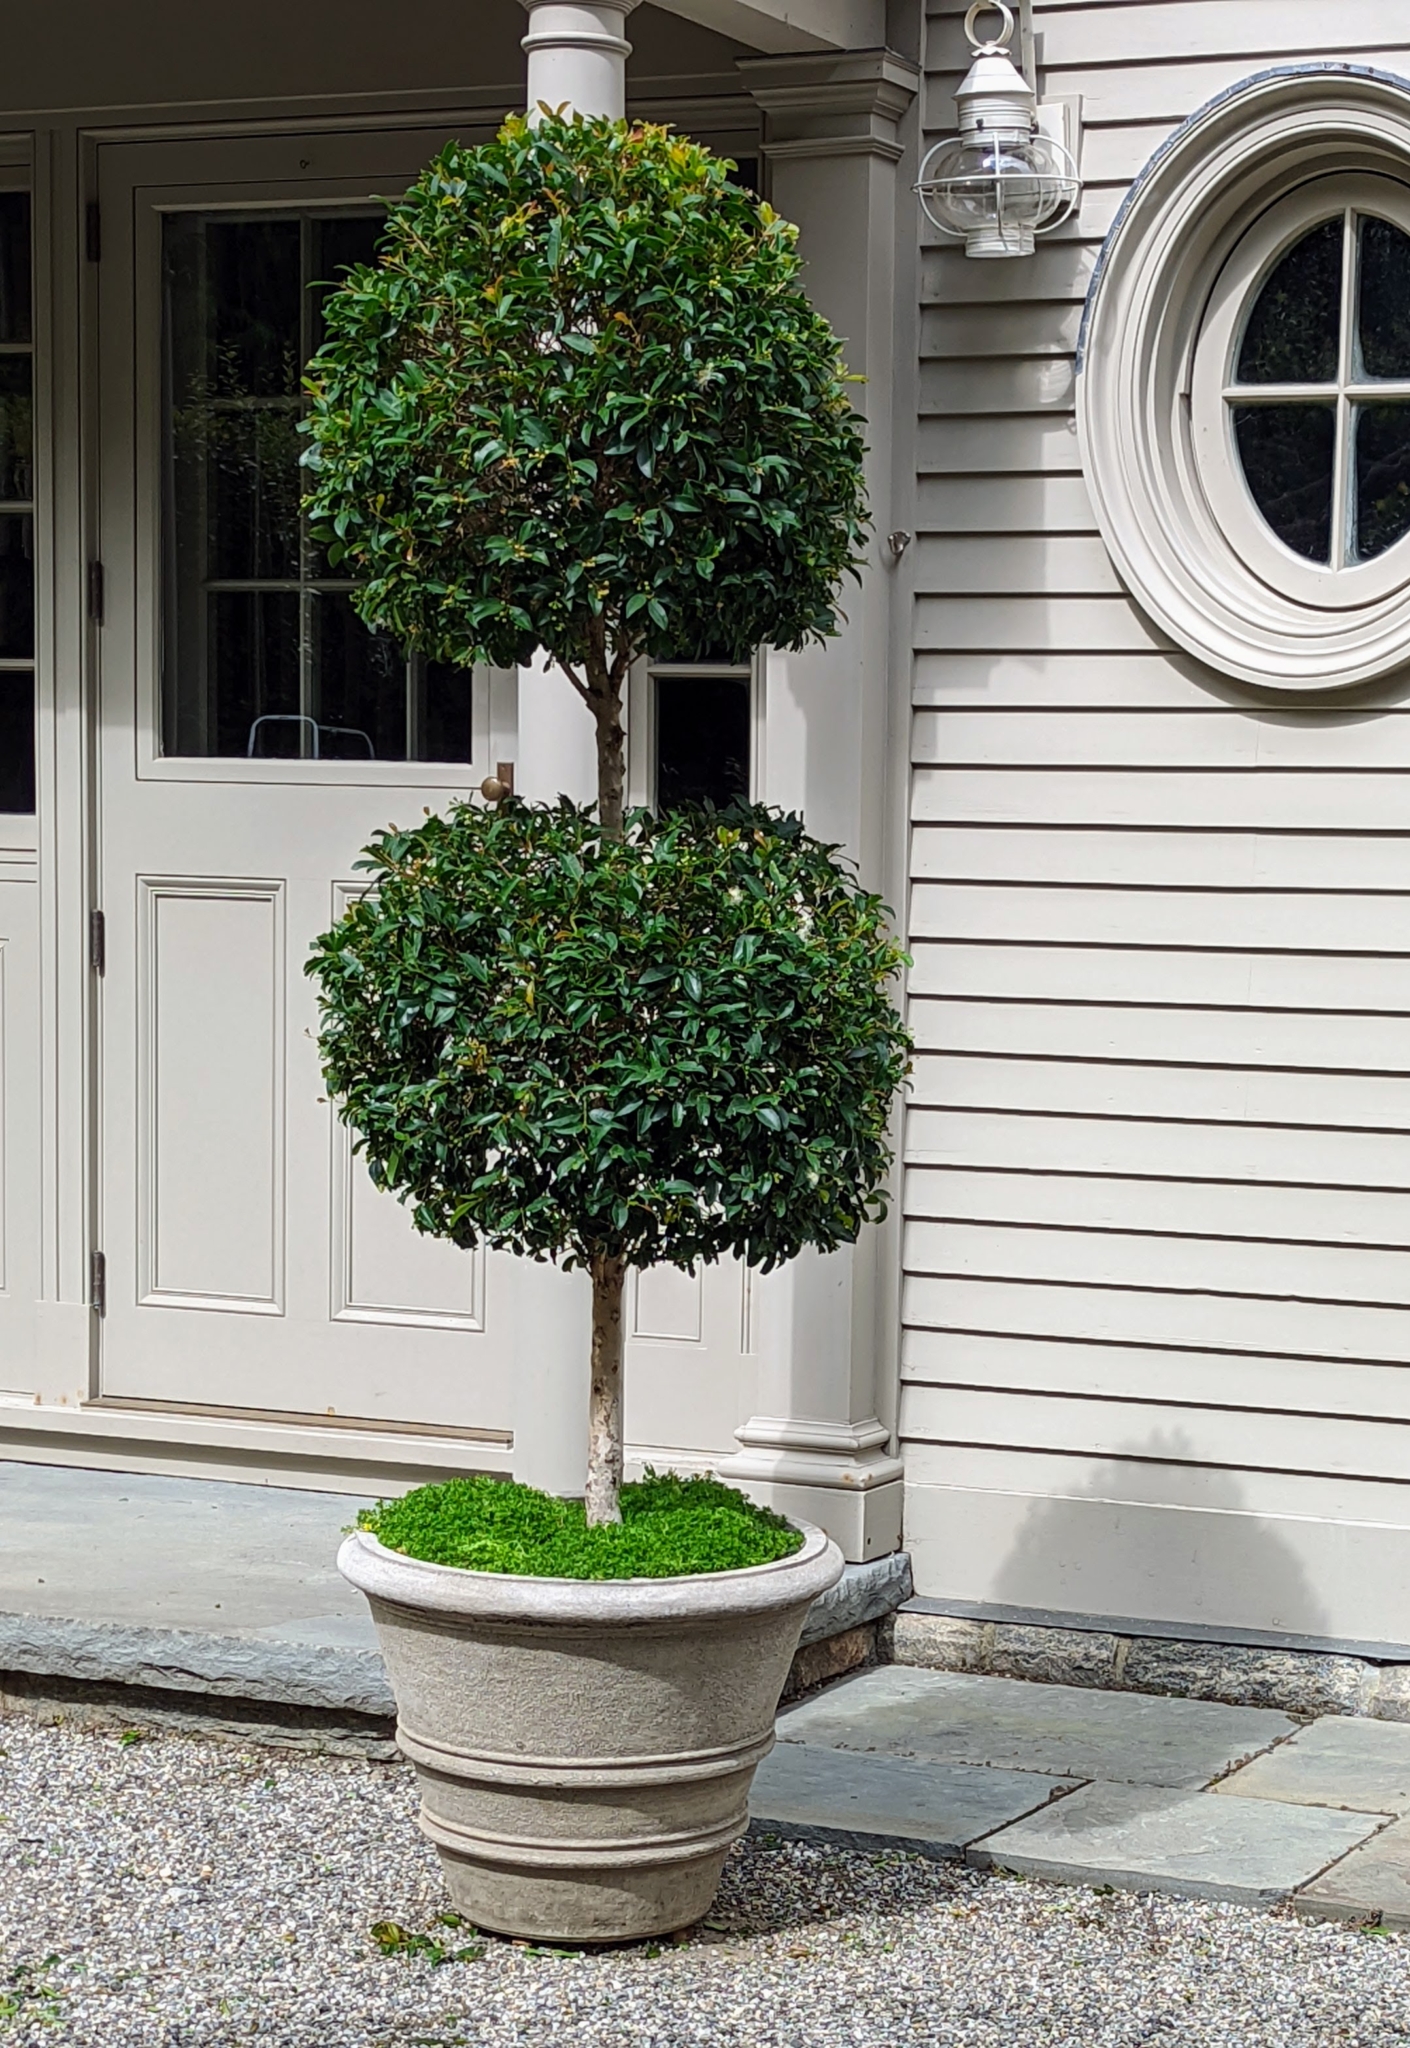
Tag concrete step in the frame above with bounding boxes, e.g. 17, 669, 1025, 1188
0, 1460, 910, 1746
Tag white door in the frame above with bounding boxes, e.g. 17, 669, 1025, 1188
95, 128, 518, 1437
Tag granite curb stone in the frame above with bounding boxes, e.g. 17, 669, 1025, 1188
0, 1612, 397, 1715
892, 1609, 1404, 1720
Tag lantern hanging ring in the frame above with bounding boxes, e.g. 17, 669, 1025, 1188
915, 0, 1081, 259
964, 1, 1015, 56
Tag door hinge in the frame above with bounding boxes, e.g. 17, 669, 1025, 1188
87, 559, 104, 623
89, 907, 105, 975
90, 1249, 106, 1318
85, 200, 101, 264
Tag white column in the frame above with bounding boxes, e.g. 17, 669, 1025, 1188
510, 0, 639, 1496
716, 48, 919, 1562
521, 1, 641, 122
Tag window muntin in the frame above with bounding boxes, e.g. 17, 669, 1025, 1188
1192, 175, 1410, 613
0, 189, 34, 815
1221, 205, 1410, 569
161, 209, 474, 764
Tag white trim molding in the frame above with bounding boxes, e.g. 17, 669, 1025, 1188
1077, 65, 1410, 692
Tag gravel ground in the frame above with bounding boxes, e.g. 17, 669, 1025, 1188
2, 1713, 1409, 2047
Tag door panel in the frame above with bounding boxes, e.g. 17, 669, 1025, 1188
96, 128, 514, 1438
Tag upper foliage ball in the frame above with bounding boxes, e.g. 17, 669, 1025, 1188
306, 803, 911, 1273
300, 116, 869, 674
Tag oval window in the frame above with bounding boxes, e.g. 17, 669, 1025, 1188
1191, 176, 1410, 612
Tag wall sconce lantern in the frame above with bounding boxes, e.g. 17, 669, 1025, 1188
916, 2, 1080, 259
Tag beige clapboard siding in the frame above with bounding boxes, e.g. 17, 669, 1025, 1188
906, 1107, 1410, 1190
910, 825, 1410, 888
913, 536, 1120, 596
897, 1384, 1410, 1486
900, 1437, 1410, 1523
911, 653, 1239, 707
913, 707, 1410, 768
903, 1273, 1410, 1371
905, 1218, 1410, 1310
910, 999, 1410, 1076
922, 301, 1086, 361
902, 1329, 1410, 1419
907, 940, 1410, 1011
916, 597, 1170, 652
905, 6, 1410, 1618
918, 356, 1080, 417
912, 1053, 1410, 1132
904, 1167, 1410, 1250
916, 477, 1098, 535
926, 0, 1410, 69
912, 766, 1410, 827
917, 415, 1084, 474
910, 884, 1410, 953
920, 244, 1098, 308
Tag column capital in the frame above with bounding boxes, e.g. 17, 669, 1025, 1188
737, 46, 919, 162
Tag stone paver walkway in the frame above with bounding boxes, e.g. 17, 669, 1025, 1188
753, 1665, 1410, 1925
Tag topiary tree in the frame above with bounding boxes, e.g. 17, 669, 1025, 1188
307, 802, 909, 1524
301, 113, 868, 834
301, 114, 905, 1528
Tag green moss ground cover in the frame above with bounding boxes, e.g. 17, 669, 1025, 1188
357, 1470, 803, 1580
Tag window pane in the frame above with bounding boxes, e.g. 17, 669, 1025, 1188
0, 512, 35, 657
309, 591, 407, 761
202, 591, 302, 758
162, 206, 467, 766
0, 193, 33, 345
0, 356, 32, 502
1237, 218, 1343, 384
419, 661, 475, 764
0, 669, 33, 812
655, 674, 750, 811
1233, 404, 1336, 562
311, 215, 384, 343
1353, 403, 1410, 561
1358, 216, 1410, 380
202, 406, 302, 582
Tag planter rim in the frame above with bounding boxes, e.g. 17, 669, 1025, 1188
338, 1520, 843, 1625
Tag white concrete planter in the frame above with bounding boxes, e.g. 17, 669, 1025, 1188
338, 1522, 843, 1943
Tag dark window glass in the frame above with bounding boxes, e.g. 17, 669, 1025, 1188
0, 192, 32, 345
162, 208, 475, 764
1354, 403, 1410, 561
0, 189, 32, 814
0, 512, 34, 658
1233, 404, 1336, 562
308, 592, 405, 760
1237, 219, 1342, 384
730, 157, 760, 196
0, 669, 33, 812
655, 673, 751, 811
0, 356, 32, 501
210, 591, 301, 758
1358, 216, 1410, 380
420, 662, 476, 763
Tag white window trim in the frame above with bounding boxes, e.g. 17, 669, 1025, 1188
1077, 66, 1410, 692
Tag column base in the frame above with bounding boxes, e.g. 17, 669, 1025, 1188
717, 1420, 904, 1563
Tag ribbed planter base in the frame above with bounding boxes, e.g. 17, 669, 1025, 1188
338, 1524, 843, 1943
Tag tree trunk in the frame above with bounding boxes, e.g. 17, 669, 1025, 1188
593, 688, 626, 841
585, 1250, 626, 1525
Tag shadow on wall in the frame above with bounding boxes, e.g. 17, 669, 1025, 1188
989, 1431, 1330, 1638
